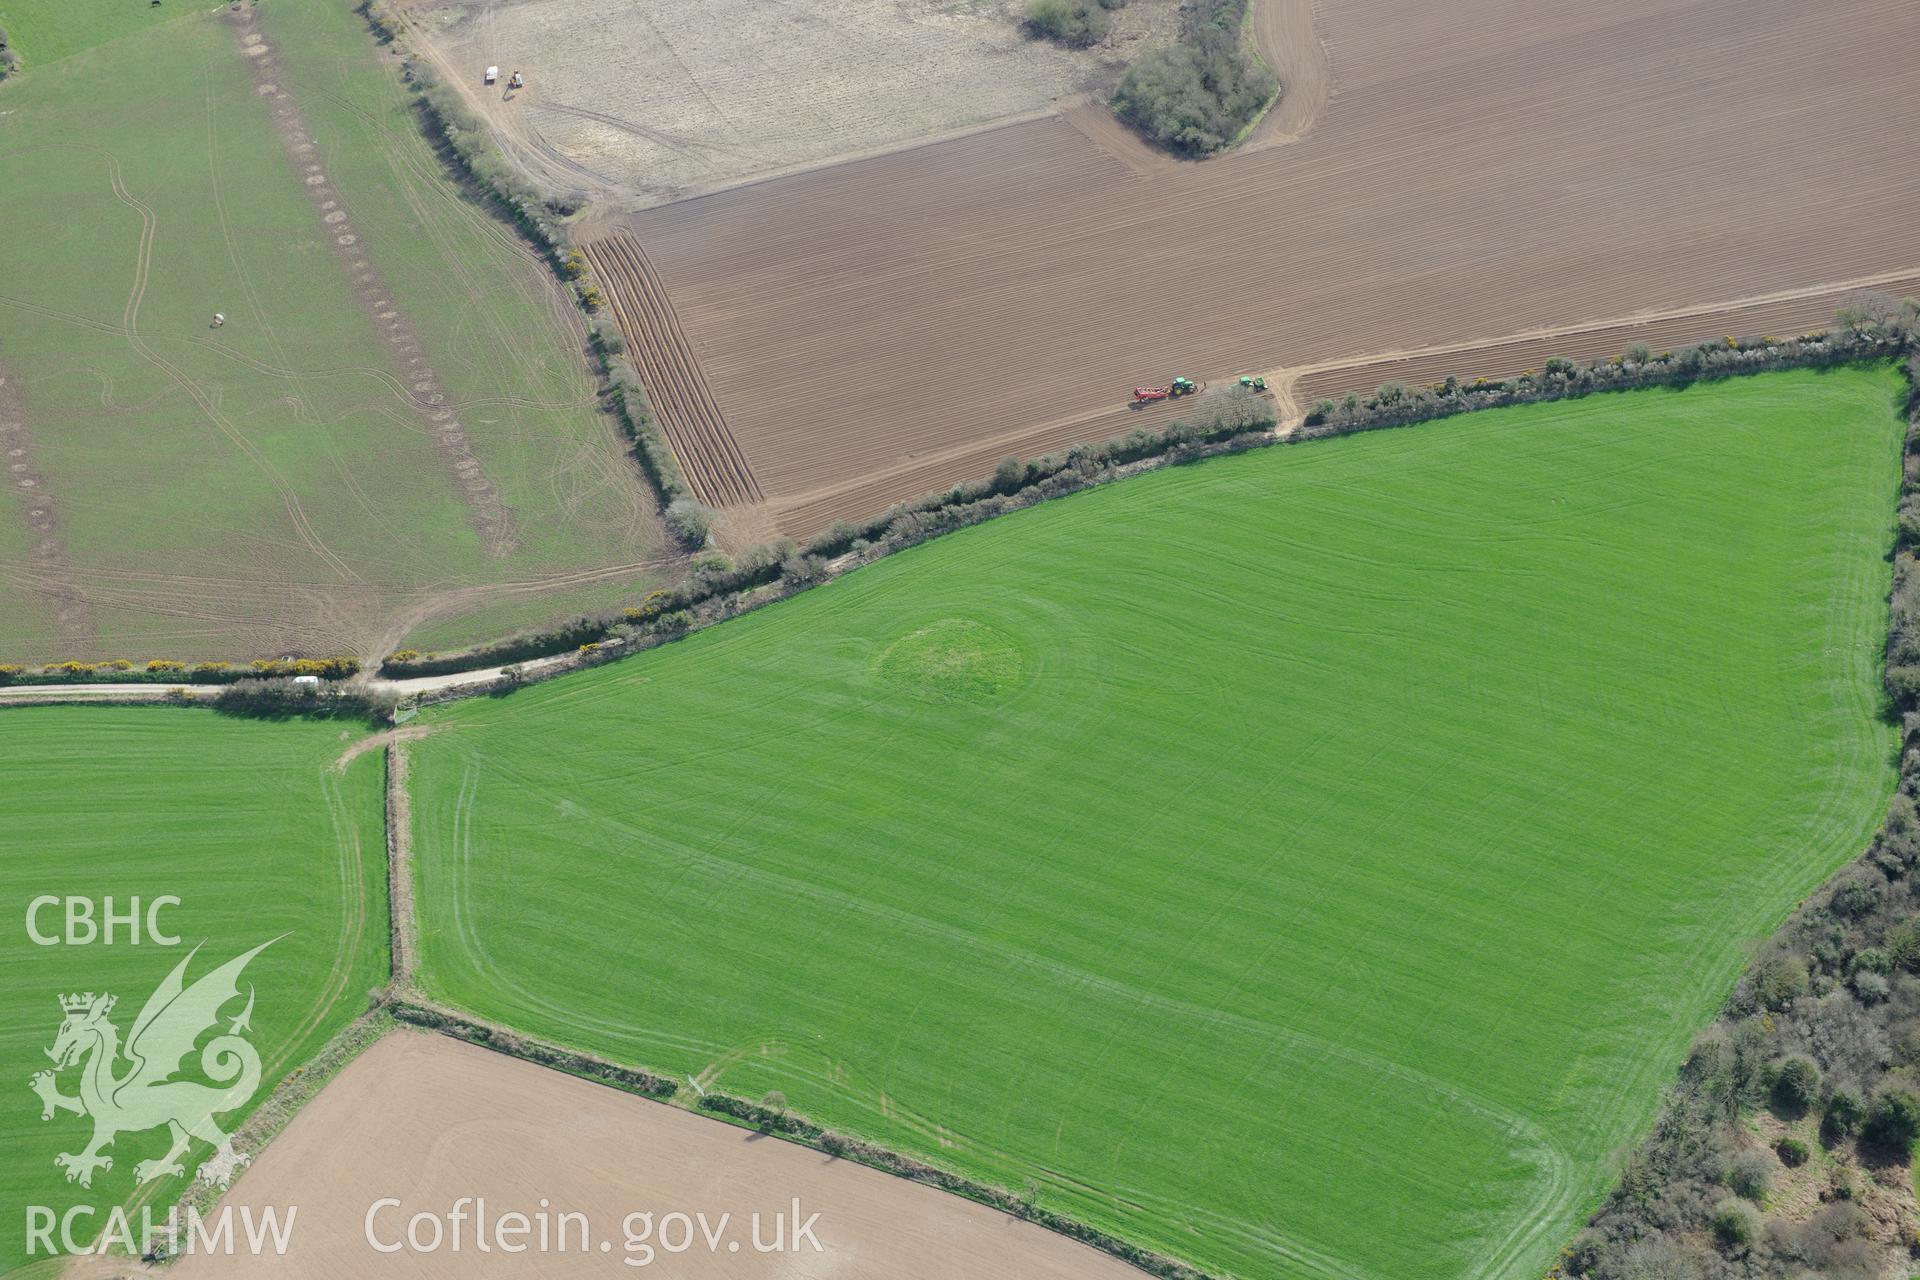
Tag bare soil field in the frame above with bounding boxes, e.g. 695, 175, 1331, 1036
604, 0, 1920, 539
402, 0, 1180, 207
176, 1031, 1145, 1279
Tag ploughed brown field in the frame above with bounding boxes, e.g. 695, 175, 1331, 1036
174, 1032, 1144, 1279
601, 0, 1920, 538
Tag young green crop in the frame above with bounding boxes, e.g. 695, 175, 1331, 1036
0, 0, 668, 661
409, 366, 1906, 1278
0, 708, 387, 1271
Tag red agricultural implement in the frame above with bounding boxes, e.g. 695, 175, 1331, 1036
1133, 376, 1199, 403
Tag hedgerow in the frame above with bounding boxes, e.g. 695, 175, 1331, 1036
379, 388, 1277, 678
0, 656, 358, 686
1301, 315, 1915, 442
694, 1090, 1215, 1280
381, 30, 695, 538
402, 59, 567, 261
387, 999, 679, 1100
381, 323, 1920, 687
1560, 320, 1920, 1280
587, 332, 700, 538
209, 678, 395, 723
358, 8, 692, 535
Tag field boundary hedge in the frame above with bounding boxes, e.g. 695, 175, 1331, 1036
380, 314, 1917, 687
367, 721, 1218, 1273
379, 390, 1280, 678
379, 985, 1224, 1278
0, 656, 359, 686
379, 996, 1220, 1277
1554, 347, 1920, 1279
358, 2, 693, 535
386, 998, 682, 1100
694, 1091, 1217, 1279
1299, 318, 1914, 439
386, 743, 420, 987
153, 1008, 396, 1258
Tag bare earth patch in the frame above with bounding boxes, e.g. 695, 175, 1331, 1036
400, 0, 1181, 206
175, 1031, 1146, 1279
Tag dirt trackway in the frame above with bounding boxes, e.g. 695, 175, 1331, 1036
618, 0, 1920, 538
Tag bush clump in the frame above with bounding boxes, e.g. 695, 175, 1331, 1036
1860, 1089, 1920, 1156
1770, 1055, 1819, 1113
1111, 0, 1277, 156
1710, 1197, 1760, 1249
1822, 1087, 1865, 1145
664, 496, 715, 549
1024, 0, 1111, 47
1725, 1149, 1771, 1203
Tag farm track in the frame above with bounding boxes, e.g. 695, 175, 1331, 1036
622, 0, 1920, 539
582, 232, 763, 506
1242, 0, 1330, 150
1289, 270, 1920, 409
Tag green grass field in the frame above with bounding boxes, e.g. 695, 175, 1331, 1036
0, 0, 672, 663
408, 366, 1907, 1279
0, 707, 387, 1273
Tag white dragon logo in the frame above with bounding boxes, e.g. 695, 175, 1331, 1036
29, 940, 274, 1190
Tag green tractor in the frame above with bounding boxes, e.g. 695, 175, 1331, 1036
1238, 375, 1268, 392
1136, 376, 1200, 403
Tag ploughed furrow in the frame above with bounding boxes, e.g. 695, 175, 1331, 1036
629, 0, 1920, 533
582, 234, 762, 507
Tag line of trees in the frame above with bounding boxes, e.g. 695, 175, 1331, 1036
374, 7, 701, 547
